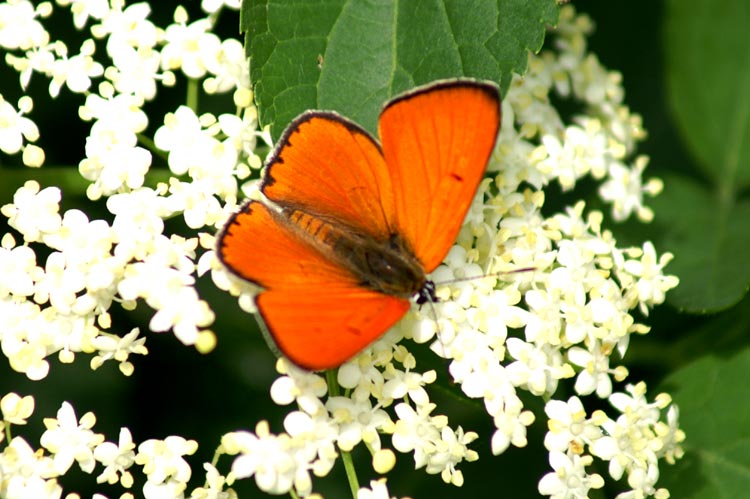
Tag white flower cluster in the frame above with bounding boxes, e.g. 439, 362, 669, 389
0, 391, 210, 499
221, 344, 476, 497
0, 1, 684, 499
0, 0, 261, 381
382, 7, 682, 499
538, 384, 684, 499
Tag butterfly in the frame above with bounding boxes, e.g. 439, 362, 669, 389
217, 79, 501, 371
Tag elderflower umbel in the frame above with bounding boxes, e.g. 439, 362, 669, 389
0, 2, 684, 499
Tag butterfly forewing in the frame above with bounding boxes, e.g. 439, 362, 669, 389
219, 201, 359, 290
379, 81, 501, 272
261, 113, 396, 242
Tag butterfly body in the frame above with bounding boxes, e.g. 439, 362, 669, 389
218, 80, 501, 370
274, 204, 428, 299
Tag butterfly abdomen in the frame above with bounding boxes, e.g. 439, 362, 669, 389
284, 208, 426, 299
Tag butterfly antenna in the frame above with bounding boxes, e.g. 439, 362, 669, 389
436, 266, 535, 287
417, 282, 448, 357
427, 296, 449, 357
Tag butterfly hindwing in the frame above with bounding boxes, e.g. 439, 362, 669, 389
218, 200, 412, 369
257, 288, 410, 371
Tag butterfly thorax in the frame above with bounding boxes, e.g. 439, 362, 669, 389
284, 207, 427, 299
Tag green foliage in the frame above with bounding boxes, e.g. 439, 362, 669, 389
649, 176, 750, 312
658, 348, 750, 498
580, 1, 750, 497
660, 0, 750, 312
243, 0, 558, 139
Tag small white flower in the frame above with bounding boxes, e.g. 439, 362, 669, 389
201, 0, 241, 15
48, 39, 104, 97
1, 180, 62, 243
202, 38, 248, 94
1, 392, 35, 425
40, 401, 104, 474
5, 44, 56, 89
0, 235, 41, 298
79, 118, 152, 198
391, 403, 442, 458
136, 436, 198, 487
382, 364, 435, 406
357, 479, 406, 499
160, 9, 222, 79
325, 396, 391, 452
538, 451, 604, 499
33, 251, 85, 314
190, 463, 236, 499
107, 45, 162, 100
0, 0, 50, 50
599, 156, 660, 222
224, 425, 298, 495
167, 179, 227, 229
490, 403, 535, 455
97, 1, 160, 53
147, 285, 214, 345
66, 0, 110, 29
94, 427, 136, 486
505, 338, 567, 396
90, 328, 148, 375
80, 89, 148, 133
619, 241, 679, 313
567, 343, 615, 398
0, 95, 40, 155
429, 425, 478, 486
1, 436, 61, 499
107, 187, 173, 258
543, 396, 601, 453
271, 359, 328, 416
153, 106, 206, 173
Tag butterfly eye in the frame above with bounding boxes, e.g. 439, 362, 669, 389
416, 281, 437, 306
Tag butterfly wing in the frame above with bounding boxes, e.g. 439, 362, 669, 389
257, 288, 409, 370
379, 80, 501, 272
218, 80, 501, 370
261, 112, 395, 241
217, 201, 410, 370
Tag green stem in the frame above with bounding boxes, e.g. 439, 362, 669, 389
325, 368, 341, 397
5, 423, 11, 443
187, 78, 200, 113
136, 132, 167, 161
340, 448, 360, 498
324, 369, 359, 497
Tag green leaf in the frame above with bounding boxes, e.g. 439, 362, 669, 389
656, 0, 750, 312
658, 348, 750, 499
650, 174, 750, 312
243, 0, 558, 139
664, 0, 750, 188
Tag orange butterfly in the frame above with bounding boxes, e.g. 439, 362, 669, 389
217, 80, 501, 371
